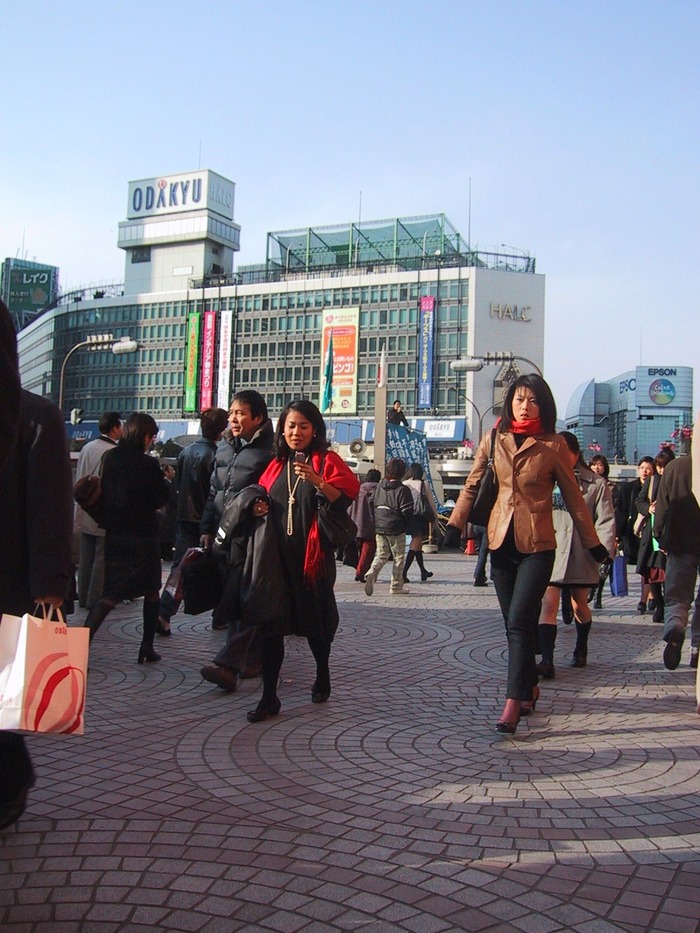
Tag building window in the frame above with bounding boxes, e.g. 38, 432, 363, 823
132, 247, 151, 263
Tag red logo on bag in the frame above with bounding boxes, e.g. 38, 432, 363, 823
22, 652, 86, 734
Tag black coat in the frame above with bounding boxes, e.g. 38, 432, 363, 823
175, 438, 218, 523
200, 421, 275, 536
654, 457, 700, 557
0, 390, 74, 615
635, 474, 661, 575
614, 478, 642, 565
373, 479, 414, 535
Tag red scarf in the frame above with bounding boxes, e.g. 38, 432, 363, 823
511, 417, 543, 435
258, 449, 360, 584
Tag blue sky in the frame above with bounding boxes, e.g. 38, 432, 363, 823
2, 0, 698, 413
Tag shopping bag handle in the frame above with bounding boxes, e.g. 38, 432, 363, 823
32, 602, 66, 625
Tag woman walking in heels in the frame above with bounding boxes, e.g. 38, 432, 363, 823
85, 413, 171, 663
402, 462, 438, 582
444, 375, 608, 734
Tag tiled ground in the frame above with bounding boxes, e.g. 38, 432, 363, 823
1, 550, 699, 932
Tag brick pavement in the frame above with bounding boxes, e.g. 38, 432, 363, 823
1, 549, 699, 932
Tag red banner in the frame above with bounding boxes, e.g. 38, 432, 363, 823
199, 311, 217, 411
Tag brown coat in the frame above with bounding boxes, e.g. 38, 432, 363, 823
448, 430, 601, 554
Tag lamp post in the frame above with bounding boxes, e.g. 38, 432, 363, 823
450, 352, 543, 377
448, 384, 482, 444
59, 334, 138, 413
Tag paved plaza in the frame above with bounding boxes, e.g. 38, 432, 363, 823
1, 549, 699, 932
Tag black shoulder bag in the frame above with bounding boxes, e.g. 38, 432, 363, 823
469, 430, 498, 527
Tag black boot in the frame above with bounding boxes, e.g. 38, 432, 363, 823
309, 636, 331, 703
651, 584, 664, 624
414, 550, 433, 581
403, 550, 415, 583
594, 580, 604, 611
138, 599, 161, 663
537, 624, 557, 678
84, 599, 113, 643
248, 635, 284, 722
572, 620, 592, 667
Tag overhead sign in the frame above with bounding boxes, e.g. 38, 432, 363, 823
127, 170, 235, 221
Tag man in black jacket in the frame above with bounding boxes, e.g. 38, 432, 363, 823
157, 407, 228, 633
199, 391, 274, 688
653, 454, 700, 670
364, 458, 414, 596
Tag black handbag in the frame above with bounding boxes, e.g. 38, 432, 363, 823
469, 430, 498, 527
317, 501, 358, 549
181, 553, 225, 615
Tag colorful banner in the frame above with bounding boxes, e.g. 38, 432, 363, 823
184, 312, 201, 413
199, 311, 217, 410
319, 307, 359, 414
417, 296, 435, 410
216, 309, 233, 409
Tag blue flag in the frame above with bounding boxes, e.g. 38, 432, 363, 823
322, 331, 334, 412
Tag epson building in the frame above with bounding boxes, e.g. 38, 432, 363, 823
566, 367, 693, 462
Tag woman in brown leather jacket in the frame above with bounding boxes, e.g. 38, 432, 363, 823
446, 374, 608, 734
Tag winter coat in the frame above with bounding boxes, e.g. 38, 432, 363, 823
448, 430, 600, 554
549, 463, 616, 585
614, 478, 643, 565
0, 389, 74, 616
349, 480, 378, 539
654, 457, 700, 558
403, 477, 438, 537
74, 435, 118, 536
101, 445, 171, 539
635, 474, 662, 575
373, 479, 414, 535
175, 437, 218, 523
200, 420, 275, 536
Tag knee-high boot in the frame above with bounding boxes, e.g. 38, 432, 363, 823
84, 599, 112, 643
308, 636, 331, 702
536, 624, 557, 679
137, 599, 162, 663
403, 550, 415, 582
572, 620, 592, 668
414, 550, 433, 581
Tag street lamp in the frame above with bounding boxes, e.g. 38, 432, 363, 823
448, 385, 482, 443
450, 351, 543, 377
59, 333, 138, 412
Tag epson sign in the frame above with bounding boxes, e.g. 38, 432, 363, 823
647, 368, 677, 376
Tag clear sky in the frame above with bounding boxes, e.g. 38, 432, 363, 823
2, 0, 698, 415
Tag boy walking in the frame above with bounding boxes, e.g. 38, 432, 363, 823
364, 458, 414, 595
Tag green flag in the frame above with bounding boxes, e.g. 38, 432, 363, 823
322, 331, 334, 412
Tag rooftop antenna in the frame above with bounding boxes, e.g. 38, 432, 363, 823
467, 178, 472, 247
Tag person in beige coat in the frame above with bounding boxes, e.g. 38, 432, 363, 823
537, 433, 615, 678
445, 374, 608, 734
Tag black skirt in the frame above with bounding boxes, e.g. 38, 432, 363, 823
103, 533, 162, 600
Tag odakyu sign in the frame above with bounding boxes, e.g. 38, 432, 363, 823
127, 170, 235, 221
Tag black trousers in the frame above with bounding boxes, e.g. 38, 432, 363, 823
490, 534, 555, 701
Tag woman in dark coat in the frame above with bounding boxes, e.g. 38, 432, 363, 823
348, 468, 380, 582
85, 413, 170, 662
248, 400, 359, 722
636, 449, 675, 623
614, 456, 655, 611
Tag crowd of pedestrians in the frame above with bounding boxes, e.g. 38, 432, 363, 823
2, 290, 698, 829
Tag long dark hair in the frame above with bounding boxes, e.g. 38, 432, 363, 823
589, 453, 610, 477
500, 374, 557, 434
120, 412, 158, 450
274, 400, 330, 459
559, 431, 586, 469
405, 462, 424, 481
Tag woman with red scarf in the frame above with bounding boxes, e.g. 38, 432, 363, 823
446, 375, 608, 734
247, 400, 359, 722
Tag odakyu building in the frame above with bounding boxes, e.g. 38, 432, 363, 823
16, 168, 545, 449
565, 366, 693, 463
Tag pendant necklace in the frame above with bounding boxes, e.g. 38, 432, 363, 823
286, 455, 306, 536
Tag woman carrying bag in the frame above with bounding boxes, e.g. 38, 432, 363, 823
444, 374, 608, 734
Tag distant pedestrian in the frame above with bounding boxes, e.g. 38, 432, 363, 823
84, 413, 171, 664
653, 453, 700, 670
364, 458, 414, 596
614, 457, 656, 612
402, 462, 438, 582
74, 411, 122, 609
387, 400, 408, 427
349, 468, 381, 582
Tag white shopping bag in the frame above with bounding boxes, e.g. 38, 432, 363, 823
0, 607, 89, 734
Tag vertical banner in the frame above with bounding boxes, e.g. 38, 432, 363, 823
216, 309, 234, 408
199, 311, 217, 411
385, 423, 443, 512
319, 307, 359, 414
184, 312, 201, 413
418, 296, 435, 410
